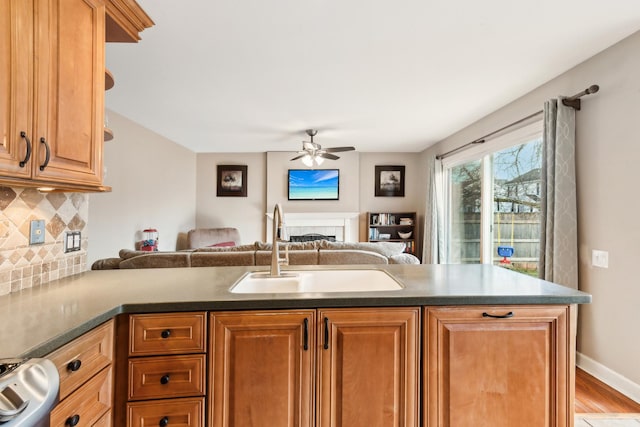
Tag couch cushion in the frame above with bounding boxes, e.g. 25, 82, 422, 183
190, 251, 255, 267
318, 241, 406, 257
119, 253, 191, 269
256, 241, 320, 251
318, 249, 388, 265
389, 253, 420, 264
194, 243, 258, 253
91, 258, 122, 270
255, 250, 319, 266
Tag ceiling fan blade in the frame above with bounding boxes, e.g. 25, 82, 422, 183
324, 146, 355, 153
318, 152, 340, 160
290, 154, 307, 161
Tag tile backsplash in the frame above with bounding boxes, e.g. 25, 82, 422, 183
0, 187, 88, 296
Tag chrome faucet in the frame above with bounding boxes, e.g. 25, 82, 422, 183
270, 203, 290, 277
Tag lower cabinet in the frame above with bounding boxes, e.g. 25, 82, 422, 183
107, 304, 574, 427
424, 305, 574, 427
210, 307, 420, 427
49, 367, 113, 427
47, 319, 114, 427
210, 310, 315, 427
127, 397, 205, 427
317, 308, 420, 427
115, 312, 208, 427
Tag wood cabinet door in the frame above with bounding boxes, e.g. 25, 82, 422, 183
425, 305, 573, 427
317, 307, 420, 427
0, 0, 34, 178
34, 0, 104, 186
210, 310, 315, 427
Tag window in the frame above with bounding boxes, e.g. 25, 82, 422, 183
443, 122, 543, 276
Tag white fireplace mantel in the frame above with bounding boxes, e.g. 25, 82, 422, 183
265, 212, 360, 243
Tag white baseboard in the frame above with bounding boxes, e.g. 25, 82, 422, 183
577, 352, 640, 404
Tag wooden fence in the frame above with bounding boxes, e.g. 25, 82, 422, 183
451, 212, 540, 269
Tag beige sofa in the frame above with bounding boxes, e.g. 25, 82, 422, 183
91, 240, 420, 270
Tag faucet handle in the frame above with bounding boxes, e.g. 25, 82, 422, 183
279, 245, 290, 265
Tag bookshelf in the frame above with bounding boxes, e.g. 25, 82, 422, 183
367, 212, 417, 256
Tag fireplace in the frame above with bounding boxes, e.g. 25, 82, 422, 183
265, 212, 359, 243
289, 233, 337, 243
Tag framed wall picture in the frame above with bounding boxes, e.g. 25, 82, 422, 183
375, 165, 405, 197
217, 165, 248, 197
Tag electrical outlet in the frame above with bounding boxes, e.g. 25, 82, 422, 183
65, 231, 81, 253
29, 220, 45, 245
592, 249, 609, 268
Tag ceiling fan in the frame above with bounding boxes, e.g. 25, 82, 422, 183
290, 129, 355, 166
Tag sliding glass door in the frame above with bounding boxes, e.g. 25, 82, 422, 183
449, 160, 481, 264
444, 123, 543, 276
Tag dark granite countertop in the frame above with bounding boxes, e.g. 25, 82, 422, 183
0, 264, 590, 359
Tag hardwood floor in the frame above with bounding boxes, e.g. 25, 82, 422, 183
576, 368, 640, 413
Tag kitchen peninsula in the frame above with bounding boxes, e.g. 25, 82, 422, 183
0, 264, 590, 426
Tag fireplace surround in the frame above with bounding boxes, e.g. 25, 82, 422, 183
265, 212, 359, 243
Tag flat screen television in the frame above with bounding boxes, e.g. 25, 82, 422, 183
288, 169, 339, 200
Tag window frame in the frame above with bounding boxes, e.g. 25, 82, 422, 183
441, 120, 543, 265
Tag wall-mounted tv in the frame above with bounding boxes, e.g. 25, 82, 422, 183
288, 169, 339, 200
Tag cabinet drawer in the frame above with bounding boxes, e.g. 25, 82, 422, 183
129, 354, 206, 400
94, 410, 112, 427
127, 397, 205, 427
130, 312, 206, 356
50, 366, 112, 427
48, 320, 114, 400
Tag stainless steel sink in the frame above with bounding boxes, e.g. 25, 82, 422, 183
230, 269, 404, 294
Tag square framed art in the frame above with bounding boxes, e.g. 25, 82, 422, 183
217, 165, 247, 197
375, 165, 405, 197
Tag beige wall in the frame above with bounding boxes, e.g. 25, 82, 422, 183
423, 31, 640, 393
87, 110, 197, 265
359, 153, 425, 251
266, 151, 361, 215
195, 153, 266, 244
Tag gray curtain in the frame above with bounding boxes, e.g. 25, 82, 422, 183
422, 154, 445, 264
539, 98, 578, 289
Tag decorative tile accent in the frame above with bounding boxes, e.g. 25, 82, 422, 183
0, 187, 17, 210
70, 193, 85, 210
0, 187, 89, 296
67, 214, 86, 231
46, 214, 66, 239
20, 188, 44, 209
46, 192, 67, 210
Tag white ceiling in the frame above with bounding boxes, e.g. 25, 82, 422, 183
105, 0, 640, 154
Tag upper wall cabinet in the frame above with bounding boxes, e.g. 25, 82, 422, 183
0, 0, 152, 192
105, 0, 154, 43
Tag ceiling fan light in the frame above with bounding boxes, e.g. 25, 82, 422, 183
302, 154, 314, 167
314, 156, 325, 166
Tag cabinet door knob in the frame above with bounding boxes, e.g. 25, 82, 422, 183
159, 416, 169, 427
161, 329, 171, 339
39, 137, 50, 171
19, 131, 32, 167
66, 359, 82, 372
65, 414, 80, 426
160, 374, 170, 385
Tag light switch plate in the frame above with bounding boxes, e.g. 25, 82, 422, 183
29, 220, 45, 245
592, 249, 609, 268
65, 231, 81, 253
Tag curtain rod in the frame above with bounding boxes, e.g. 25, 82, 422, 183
435, 84, 599, 160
